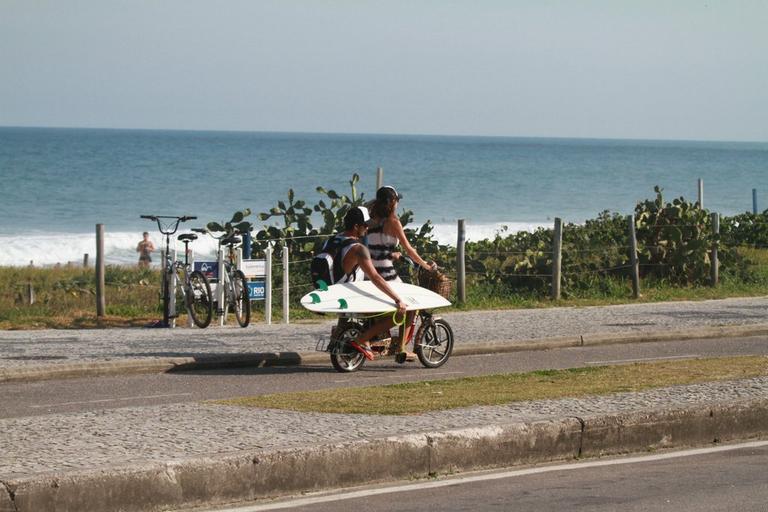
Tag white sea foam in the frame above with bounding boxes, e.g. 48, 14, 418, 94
0, 222, 549, 267
0, 232, 222, 267
429, 221, 548, 245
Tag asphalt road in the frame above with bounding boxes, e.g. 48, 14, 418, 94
3, 335, 767, 419
202, 442, 768, 512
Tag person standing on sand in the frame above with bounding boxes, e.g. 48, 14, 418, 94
136, 232, 155, 268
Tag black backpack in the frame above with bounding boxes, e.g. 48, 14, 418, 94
310, 235, 358, 289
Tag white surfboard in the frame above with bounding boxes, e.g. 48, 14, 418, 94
300, 281, 451, 314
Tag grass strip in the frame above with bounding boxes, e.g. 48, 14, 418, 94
217, 356, 768, 415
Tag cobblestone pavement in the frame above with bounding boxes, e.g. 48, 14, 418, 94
2, 376, 766, 479
1, 296, 767, 370
2, 297, 767, 483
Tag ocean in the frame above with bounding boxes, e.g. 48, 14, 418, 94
1, 127, 767, 266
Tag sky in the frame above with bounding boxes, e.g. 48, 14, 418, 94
1, 0, 767, 141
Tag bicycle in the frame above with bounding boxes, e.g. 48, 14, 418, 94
193, 228, 251, 327
141, 215, 213, 328
327, 309, 454, 372
322, 259, 454, 372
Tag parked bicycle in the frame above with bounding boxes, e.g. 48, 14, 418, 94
141, 215, 213, 328
193, 228, 251, 327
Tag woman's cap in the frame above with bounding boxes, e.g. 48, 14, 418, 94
344, 206, 371, 228
376, 185, 403, 202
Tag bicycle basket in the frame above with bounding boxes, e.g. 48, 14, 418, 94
417, 268, 452, 299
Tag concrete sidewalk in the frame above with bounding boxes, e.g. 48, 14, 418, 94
2, 296, 768, 382
2, 297, 768, 512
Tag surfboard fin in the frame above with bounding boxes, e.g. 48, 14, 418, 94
310, 293, 321, 304
316, 280, 329, 291
338, 298, 348, 310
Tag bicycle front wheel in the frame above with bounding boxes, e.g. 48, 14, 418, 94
185, 270, 213, 328
415, 317, 454, 368
232, 270, 250, 328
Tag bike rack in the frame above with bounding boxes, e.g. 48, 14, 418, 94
141, 214, 197, 328
192, 229, 265, 327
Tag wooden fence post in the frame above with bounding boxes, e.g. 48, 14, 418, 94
26, 283, 35, 305
753, 188, 758, 214
628, 215, 641, 298
551, 218, 562, 300
83, 253, 89, 268
95, 224, 105, 317
711, 212, 719, 287
457, 219, 466, 304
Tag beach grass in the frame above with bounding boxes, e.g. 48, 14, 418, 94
1, 246, 767, 329
0, 265, 160, 329
0, 264, 282, 329
216, 355, 768, 415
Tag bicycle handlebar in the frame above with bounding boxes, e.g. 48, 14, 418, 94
193, 227, 244, 242
141, 214, 197, 236
401, 255, 440, 272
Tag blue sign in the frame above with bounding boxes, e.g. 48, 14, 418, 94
194, 261, 219, 279
247, 281, 265, 301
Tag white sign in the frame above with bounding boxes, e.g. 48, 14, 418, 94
241, 259, 266, 278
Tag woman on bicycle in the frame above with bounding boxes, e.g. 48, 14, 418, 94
367, 186, 436, 361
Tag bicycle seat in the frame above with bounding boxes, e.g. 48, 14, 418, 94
221, 236, 241, 246
178, 234, 198, 242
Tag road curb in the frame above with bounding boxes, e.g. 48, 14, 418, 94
2, 323, 768, 383
3, 399, 767, 512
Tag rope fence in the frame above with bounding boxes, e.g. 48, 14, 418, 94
200, 208, 768, 325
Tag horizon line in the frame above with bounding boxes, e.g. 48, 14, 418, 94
1, 124, 766, 145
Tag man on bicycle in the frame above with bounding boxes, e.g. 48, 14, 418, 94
334, 206, 408, 361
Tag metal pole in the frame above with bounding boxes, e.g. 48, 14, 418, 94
753, 189, 758, 214
376, 167, 384, 191
218, 247, 226, 326
26, 283, 35, 305
551, 218, 562, 300
283, 245, 289, 324
628, 215, 641, 299
187, 249, 194, 328
265, 246, 272, 325
170, 248, 177, 328
711, 212, 719, 287
95, 224, 105, 317
456, 219, 466, 304
160, 249, 169, 326
698, 178, 704, 209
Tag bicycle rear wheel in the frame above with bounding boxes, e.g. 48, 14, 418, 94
330, 323, 367, 373
232, 269, 251, 327
185, 270, 213, 328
